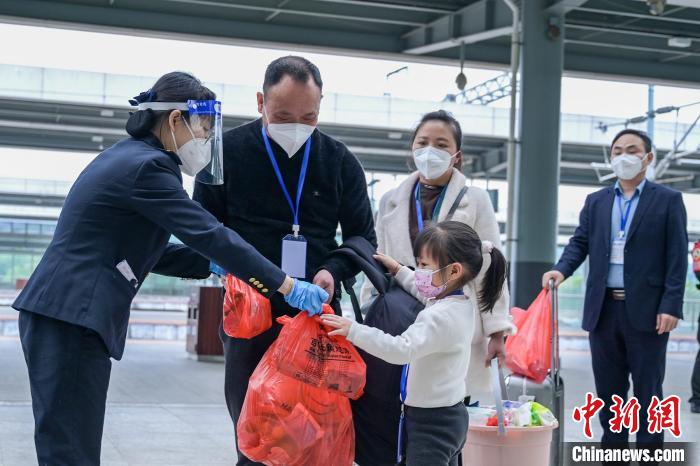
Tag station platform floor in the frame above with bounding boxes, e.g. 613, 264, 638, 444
1, 319, 699, 465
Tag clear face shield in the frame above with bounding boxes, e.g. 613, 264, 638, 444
137, 99, 224, 185
187, 100, 224, 185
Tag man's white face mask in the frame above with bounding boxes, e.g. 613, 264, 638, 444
264, 107, 316, 157
611, 153, 648, 180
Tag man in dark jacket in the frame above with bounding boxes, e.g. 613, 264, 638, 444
543, 129, 688, 465
193, 56, 376, 465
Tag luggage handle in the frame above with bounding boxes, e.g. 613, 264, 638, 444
548, 279, 561, 388
489, 358, 507, 436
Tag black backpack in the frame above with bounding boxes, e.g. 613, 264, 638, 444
328, 236, 424, 465
331, 236, 425, 391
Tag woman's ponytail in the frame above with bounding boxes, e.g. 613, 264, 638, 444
478, 243, 507, 313
126, 108, 158, 138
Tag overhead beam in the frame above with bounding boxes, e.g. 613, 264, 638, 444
159, 0, 426, 27
0, 0, 403, 54
440, 39, 700, 87
543, 0, 591, 16
574, 6, 700, 27
0, 192, 64, 208
566, 39, 700, 58
1, 1, 699, 86
0, 213, 59, 222
402, 0, 513, 55
479, 147, 506, 173
2, 98, 699, 186
566, 23, 700, 41
310, 0, 453, 15
564, 50, 700, 87
0, 119, 125, 137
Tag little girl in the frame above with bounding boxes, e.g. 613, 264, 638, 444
322, 220, 507, 466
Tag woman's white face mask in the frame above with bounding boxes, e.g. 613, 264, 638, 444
413, 146, 456, 180
171, 119, 211, 177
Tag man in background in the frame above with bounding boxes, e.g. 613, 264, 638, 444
543, 129, 688, 465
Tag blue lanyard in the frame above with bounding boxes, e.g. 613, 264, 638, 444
261, 126, 312, 235
399, 364, 409, 405
445, 289, 465, 297
414, 183, 447, 233
616, 192, 635, 239
397, 364, 409, 463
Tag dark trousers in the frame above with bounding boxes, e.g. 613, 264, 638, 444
404, 403, 468, 466
690, 320, 700, 405
18, 311, 112, 466
589, 296, 669, 465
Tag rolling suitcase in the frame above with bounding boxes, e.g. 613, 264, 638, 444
505, 280, 564, 466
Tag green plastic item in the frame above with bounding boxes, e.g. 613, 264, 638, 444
530, 402, 557, 427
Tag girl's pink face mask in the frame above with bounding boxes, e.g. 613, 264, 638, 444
414, 266, 450, 299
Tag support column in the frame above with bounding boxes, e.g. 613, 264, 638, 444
647, 84, 655, 140
510, 0, 564, 308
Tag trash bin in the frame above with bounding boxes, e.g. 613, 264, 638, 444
186, 285, 224, 362
462, 422, 558, 466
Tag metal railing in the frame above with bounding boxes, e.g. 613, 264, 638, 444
0, 177, 72, 196
1, 64, 698, 151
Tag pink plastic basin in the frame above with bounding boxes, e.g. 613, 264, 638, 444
462, 422, 558, 466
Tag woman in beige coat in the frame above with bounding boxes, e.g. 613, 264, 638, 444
360, 110, 515, 400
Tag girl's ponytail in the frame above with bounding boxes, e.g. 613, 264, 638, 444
414, 222, 507, 314
478, 241, 506, 313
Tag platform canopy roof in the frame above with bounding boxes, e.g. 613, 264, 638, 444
0, 0, 699, 87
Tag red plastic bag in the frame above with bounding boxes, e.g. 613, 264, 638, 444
505, 289, 552, 384
272, 304, 366, 399
223, 274, 272, 339
237, 340, 355, 466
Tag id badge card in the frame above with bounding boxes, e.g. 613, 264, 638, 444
281, 234, 307, 278
611, 239, 625, 265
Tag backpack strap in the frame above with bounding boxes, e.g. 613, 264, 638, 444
328, 248, 389, 294
445, 186, 468, 221
325, 237, 390, 325
342, 278, 364, 324
324, 249, 367, 323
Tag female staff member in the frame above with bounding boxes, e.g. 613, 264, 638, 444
360, 110, 515, 402
13, 71, 327, 466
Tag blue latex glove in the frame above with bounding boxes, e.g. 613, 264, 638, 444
283, 279, 329, 316
209, 261, 227, 277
